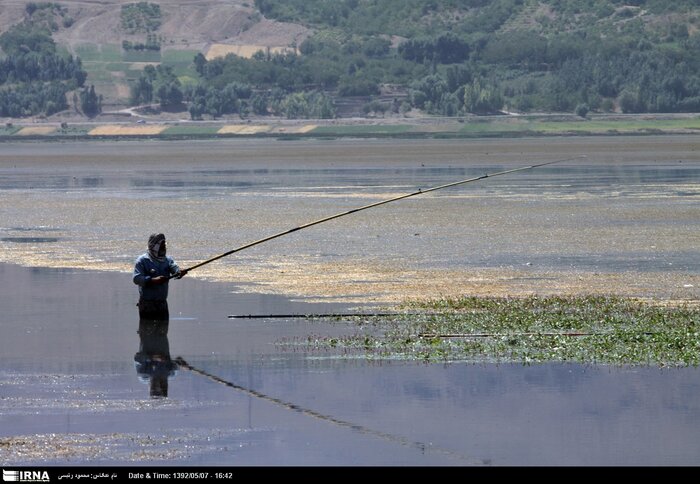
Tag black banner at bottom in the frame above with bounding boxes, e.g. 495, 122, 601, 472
2, 467, 261, 482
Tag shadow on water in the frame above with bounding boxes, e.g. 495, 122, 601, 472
135, 320, 175, 400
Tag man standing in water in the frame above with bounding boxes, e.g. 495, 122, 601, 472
133, 233, 187, 321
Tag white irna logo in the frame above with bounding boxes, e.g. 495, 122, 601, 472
2, 471, 19, 482
2, 471, 49, 483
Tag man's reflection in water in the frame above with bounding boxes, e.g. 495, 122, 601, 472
135, 318, 177, 398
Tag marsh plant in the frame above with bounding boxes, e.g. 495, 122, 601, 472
285, 296, 700, 367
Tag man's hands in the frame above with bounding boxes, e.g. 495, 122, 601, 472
148, 269, 187, 285
149, 276, 168, 286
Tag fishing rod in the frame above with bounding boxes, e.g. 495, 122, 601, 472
173, 155, 584, 277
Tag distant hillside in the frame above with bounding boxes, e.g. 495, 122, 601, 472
255, 0, 699, 38
184, 0, 700, 118
1, 0, 700, 119
0, 0, 310, 114
0, 1, 308, 51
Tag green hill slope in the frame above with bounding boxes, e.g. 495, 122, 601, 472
236, 0, 700, 116
2, 0, 700, 119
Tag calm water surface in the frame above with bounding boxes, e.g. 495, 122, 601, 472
1, 264, 700, 466
1, 137, 699, 465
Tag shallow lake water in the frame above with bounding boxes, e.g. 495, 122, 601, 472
2, 264, 700, 466
0, 136, 697, 302
0, 136, 699, 465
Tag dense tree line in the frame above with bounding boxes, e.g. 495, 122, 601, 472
255, 0, 699, 35
0, 51, 86, 85
183, 82, 335, 120
0, 81, 68, 117
121, 2, 162, 34
184, 35, 421, 118
122, 33, 161, 52
254, 0, 496, 36
398, 33, 470, 64
0, 18, 88, 118
243, 0, 700, 115
130, 65, 183, 108
493, 33, 700, 113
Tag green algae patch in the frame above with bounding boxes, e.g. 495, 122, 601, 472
287, 296, 700, 366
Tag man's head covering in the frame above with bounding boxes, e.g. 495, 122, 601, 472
148, 233, 166, 261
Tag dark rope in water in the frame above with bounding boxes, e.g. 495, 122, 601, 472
174, 356, 487, 465
227, 312, 435, 319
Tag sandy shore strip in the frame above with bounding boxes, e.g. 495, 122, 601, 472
88, 125, 168, 136
217, 124, 271, 134
272, 124, 318, 134
15, 126, 57, 136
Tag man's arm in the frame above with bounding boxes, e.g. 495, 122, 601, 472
169, 258, 188, 279
133, 258, 151, 286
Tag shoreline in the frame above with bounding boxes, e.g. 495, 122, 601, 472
1, 256, 697, 307
2, 112, 700, 142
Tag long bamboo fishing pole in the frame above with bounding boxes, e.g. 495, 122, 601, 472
173, 155, 584, 277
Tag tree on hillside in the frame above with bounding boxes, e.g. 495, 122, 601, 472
399, 33, 469, 64
463, 77, 503, 114
80, 84, 102, 117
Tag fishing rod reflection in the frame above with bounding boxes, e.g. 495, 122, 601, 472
134, 318, 177, 399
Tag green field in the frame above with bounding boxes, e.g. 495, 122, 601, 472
162, 49, 199, 81
459, 116, 700, 135
81, 68, 117, 82
72, 45, 199, 102
162, 125, 222, 136
162, 49, 199, 64
0, 125, 20, 136
122, 50, 161, 63
75, 44, 122, 62
101, 62, 133, 72
76, 44, 128, 98
312, 124, 414, 135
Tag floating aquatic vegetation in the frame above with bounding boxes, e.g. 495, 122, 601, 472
284, 295, 700, 366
